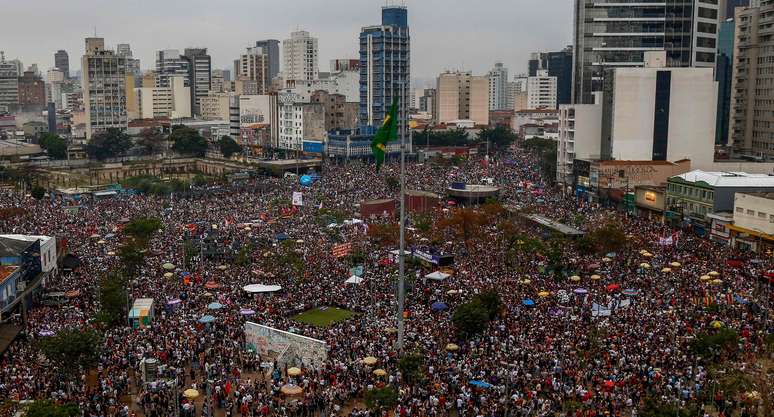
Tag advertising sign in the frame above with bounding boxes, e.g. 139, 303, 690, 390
244, 322, 328, 367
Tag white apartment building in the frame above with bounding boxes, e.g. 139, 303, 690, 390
527, 70, 557, 109
239, 47, 270, 94
279, 70, 359, 103
136, 75, 190, 120
733, 192, 774, 239
283, 30, 319, 82
278, 93, 326, 151
81, 37, 128, 139
556, 100, 602, 186
602, 51, 716, 168
488, 62, 508, 110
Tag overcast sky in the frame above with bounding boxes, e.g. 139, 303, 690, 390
3, 0, 572, 86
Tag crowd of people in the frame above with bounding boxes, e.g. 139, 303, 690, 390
0, 146, 771, 417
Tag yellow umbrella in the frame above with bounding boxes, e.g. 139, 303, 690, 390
661, 267, 671, 273
97, 240, 106, 244
446, 289, 459, 295
445, 343, 459, 352
590, 274, 601, 280
373, 368, 387, 377
361, 356, 378, 366
639, 249, 648, 255
639, 263, 651, 269
711, 279, 723, 285
700, 275, 711, 281
710, 320, 723, 329
538, 291, 550, 298
217, 265, 228, 270
163, 272, 173, 278
670, 262, 681, 267
642, 252, 653, 258
162, 262, 175, 270
520, 279, 532, 285
708, 271, 720, 277
183, 388, 200, 399
280, 384, 304, 395
107, 251, 116, 256
602, 257, 612, 262
287, 367, 302, 377
570, 275, 581, 282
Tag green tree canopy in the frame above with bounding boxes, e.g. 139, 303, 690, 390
419, 128, 470, 147
452, 300, 489, 339
25, 401, 80, 417
364, 386, 398, 412
31, 185, 46, 199
170, 125, 208, 156
86, 128, 132, 160
137, 127, 166, 155
39, 132, 67, 159
475, 289, 502, 320
478, 125, 518, 151
218, 135, 242, 158
123, 217, 162, 242
397, 353, 426, 385
39, 328, 101, 378
96, 270, 128, 327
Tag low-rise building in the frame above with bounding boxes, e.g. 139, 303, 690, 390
728, 192, 774, 252
309, 90, 358, 132
199, 92, 232, 121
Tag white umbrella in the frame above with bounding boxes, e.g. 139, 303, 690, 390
424, 271, 450, 281
243, 284, 282, 293
345, 275, 364, 284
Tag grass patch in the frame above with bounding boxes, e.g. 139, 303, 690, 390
293, 307, 356, 327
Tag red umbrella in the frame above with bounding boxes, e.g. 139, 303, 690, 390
204, 281, 220, 290
606, 284, 621, 292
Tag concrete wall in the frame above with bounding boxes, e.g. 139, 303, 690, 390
734, 193, 774, 234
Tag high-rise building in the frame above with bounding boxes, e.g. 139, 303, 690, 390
211, 69, 228, 93
135, 75, 191, 120
283, 30, 319, 82
488, 63, 509, 111
359, 5, 411, 139
255, 40, 280, 81
529, 47, 573, 106
573, 0, 720, 104
719, 0, 749, 19
18, 69, 46, 109
729, 0, 774, 157
54, 50, 69, 79
310, 90, 359, 131
183, 48, 212, 116
330, 59, 360, 72
435, 71, 490, 126
155, 49, 189, 88
81, 37, 128, 139
117, 43, 141, 86
715, 19, 734, 145
239, 47, 270, 95
527, 70, 558, 110
0, 53, 20, 111
278, 96, 326, 151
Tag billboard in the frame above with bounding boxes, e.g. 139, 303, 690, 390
244, 322, 328, 367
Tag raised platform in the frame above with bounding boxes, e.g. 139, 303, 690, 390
447, 184, 500, 205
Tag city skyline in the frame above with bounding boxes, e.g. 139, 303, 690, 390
2, 0, 572, 83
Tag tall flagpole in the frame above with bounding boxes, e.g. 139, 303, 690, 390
397, 79, 406, 352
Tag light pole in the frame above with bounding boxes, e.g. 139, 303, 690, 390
397, 79, 407, 352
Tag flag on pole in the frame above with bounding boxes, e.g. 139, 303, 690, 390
371, 98, 399, 172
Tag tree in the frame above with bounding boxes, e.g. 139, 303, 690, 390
39, 132, 67, 159
137, 128, 166, 155
39, 328, 101, 378
170, 125, 208, 156
31, 185, 46, 199
385, 175, 400, 192
123, 217, 162, 243
97, 270, 128, 327
691, 328, 739, 360
478, 125, 518, 151
437, 208, 487, 245
25, 401, 80, 417
584, 223, 628, 255
475, 290, 502, 320
218, 135, 242, 158
420, 127, 471, 147
117, 241, 146, 274
368, 223, 399, 247
523, 138, 557, 184
397, 353, 426, 385
364, 386, 398, 413
86, 128, 132, 160
452, 300, 489, 339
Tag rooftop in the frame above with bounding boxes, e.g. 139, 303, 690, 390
0, 265, 19, 285
671, 170, 774, 187
741, 192, 774, 200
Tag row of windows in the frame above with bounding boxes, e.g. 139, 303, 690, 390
735, 206, 774, 222
666, 183, 714, 201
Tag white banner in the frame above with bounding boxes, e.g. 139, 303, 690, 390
292, 192, 303, 206
245, 322, 327, 368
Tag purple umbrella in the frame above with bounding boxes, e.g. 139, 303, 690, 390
167, 298, 182, 305
38, 330, 55, 337
240, 308, 256, 316
549, 308, 564, 317
573, 288, 589, 295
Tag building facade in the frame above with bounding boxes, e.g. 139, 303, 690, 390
359, 6, 411, 139
183, 48, 212, 116
255, 40, 280, 82
529, 47, 573, 106
283, 31, 319, 82
310, 90, 358, 131
435, 71, 489, 126
278, 93, 326, 151
135, 75, 191, 120
81, 37, 128, 139
17, 70, 46, 109
54, 49, 69, 78
199, 92, 232, 121
239, 47, 270, 95
715, 18, 734, 146
488, 62, 509, 110
0, 54, 20, 112
527, 70, 558, 109
729, 1, 774, 158
573, 0, 720, 104
557, 101, 603, 186
155, 49, 189, 88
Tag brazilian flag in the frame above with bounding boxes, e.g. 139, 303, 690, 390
371, 98, 398, 172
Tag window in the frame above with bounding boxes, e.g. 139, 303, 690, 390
747, 209, 755, 215
737, 207, 744, 213
770, 214, 774, 223
759, 212, 767, 219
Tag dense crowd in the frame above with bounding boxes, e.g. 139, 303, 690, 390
0, 147, 771, 417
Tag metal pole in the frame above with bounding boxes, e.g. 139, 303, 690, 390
397, 80, 406, 352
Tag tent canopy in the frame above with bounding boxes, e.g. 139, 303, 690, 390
425, 271, 450, 281
345, 275, 364, 284
243, 284, 282, 293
